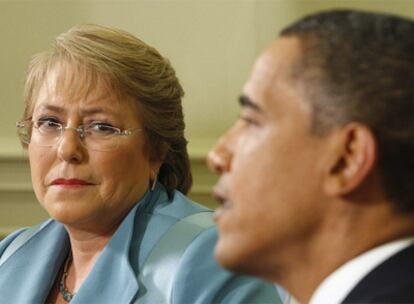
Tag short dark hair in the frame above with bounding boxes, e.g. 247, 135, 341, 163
280, 10, 414, 213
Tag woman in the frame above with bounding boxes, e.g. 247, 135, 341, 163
0, 25, 280, 303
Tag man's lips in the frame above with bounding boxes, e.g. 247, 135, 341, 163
213, 185, 232, 222
213, 188, 227, 206
50, 178, 94, 187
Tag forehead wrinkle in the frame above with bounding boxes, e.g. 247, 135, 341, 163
34, 103, 64, 114
33, 100, 128, 123
79, 105, 129, 122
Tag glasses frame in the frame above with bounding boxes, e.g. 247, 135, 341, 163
16, 118, 142, 151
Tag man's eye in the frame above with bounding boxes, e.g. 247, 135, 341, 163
239, 115, 259, 126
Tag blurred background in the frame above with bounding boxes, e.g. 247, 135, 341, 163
1, 0, 413, 238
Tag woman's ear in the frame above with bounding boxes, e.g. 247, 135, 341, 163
323, 123, 377, 196
150, 161, 162, 178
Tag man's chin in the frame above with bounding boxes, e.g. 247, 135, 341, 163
214, 238, 252, 274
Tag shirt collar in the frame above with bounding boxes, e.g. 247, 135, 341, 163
309, 237, 414, 304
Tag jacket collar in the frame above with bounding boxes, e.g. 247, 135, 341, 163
72, 201, 141, 303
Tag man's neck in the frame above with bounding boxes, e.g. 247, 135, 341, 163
278, 205, 414, 303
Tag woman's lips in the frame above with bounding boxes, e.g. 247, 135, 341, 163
50, 178, 94, 188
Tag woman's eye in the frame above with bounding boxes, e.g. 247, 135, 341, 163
88, 123, 118, 134
36, 117, 62, 129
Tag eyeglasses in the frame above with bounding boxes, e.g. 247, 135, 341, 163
16, 118, 142, 152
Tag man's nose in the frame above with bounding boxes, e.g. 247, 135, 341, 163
207, 134, 233, 174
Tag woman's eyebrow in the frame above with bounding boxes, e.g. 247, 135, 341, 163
80, 107, 123, 119
81, 107, 111, 115
34, 104, 122, 119
34, 104, 64, 114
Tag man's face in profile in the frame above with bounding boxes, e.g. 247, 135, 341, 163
208, 37, 333, 279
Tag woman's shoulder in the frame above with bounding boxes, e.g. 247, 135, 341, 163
0, 219, 60, 265
131, 189, 215, 261
169, 217, 281, 303
0, 227, 30, 255
129, 189, 282, 303
0, 225, 39, 266
152, 189, 212, 221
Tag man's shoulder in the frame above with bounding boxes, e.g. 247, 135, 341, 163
343, 243, 414, 303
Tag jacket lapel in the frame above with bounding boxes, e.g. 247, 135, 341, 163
71, 204, 140, 304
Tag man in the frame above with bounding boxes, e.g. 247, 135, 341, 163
208, 9, 414, 304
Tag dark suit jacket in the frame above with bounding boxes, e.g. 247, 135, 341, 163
343, 243, 414, 303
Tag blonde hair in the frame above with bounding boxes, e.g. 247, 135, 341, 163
23, 24, 192, 195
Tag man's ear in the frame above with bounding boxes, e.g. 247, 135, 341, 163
323, 123, 377, 196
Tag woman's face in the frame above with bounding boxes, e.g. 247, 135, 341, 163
28, 70, 156, 233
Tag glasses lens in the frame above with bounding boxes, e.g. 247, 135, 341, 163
83, 125, 120, 151
85, 136, 119, 151
16, 122, 31, 144
31, 121, 61, 147
16, 120, 124, 151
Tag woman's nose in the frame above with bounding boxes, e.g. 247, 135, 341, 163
57, 128, 87, 163
207, 133, 233, 174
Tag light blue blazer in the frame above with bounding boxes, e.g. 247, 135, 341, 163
0, 184, 281, 303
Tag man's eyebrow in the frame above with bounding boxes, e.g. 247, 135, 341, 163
239, 95, 263, 112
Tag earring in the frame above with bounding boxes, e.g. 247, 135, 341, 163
151, 172, 158, 191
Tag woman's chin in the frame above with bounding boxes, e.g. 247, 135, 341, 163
40, 200, 91, 226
